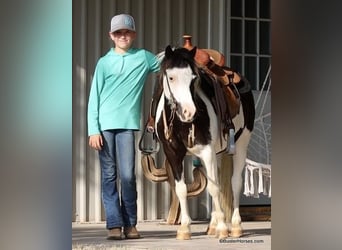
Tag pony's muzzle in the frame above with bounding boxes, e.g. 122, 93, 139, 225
178, 105, 196, 122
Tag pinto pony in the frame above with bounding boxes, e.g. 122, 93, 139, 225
154, 46, 255, 239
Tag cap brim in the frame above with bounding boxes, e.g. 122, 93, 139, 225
110, 26, 136, 33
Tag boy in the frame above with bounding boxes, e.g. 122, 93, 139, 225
87, 14, 160, 240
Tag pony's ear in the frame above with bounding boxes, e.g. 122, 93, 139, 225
165, 45, 173, 58
189, 46, 197, 59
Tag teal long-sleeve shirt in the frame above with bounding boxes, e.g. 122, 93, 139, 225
87, 48, 160, 136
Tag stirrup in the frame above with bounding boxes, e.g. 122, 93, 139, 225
138, 123, 160, 155
226, 128, 236, 155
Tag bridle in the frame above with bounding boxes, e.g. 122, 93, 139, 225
162, 70, 178, 141
162, 68, 198, 147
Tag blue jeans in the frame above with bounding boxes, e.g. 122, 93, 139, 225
99, 129, 137, 229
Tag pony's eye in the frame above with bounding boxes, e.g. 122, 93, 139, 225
169, 77, 174, 81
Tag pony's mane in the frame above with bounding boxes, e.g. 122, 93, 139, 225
160, 46, 199, 75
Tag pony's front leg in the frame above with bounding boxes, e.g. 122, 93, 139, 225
175, 178, 192, 240
208, 184, 229, 239
203, 151, 229, 239
162, 139, 190, 239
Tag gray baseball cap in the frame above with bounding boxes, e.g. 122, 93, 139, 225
110, 14, 136, 33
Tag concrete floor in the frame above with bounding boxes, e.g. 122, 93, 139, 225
72, 220, 271, 250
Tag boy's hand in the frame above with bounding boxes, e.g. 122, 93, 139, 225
89, 134, 103, 150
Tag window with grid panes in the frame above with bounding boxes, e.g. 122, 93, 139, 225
230, 0, 271, 91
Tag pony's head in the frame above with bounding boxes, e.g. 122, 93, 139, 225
160, 45, 199, 123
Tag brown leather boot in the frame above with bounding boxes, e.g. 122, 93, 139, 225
107, 227, 123, 240
124, 226, 141, 239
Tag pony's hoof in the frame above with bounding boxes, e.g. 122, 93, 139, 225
176, 225, 191, 240
230, 226, 243, 238
217, 229, 229, 239
206, 226, 216, 236
176, 231, 191, 240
